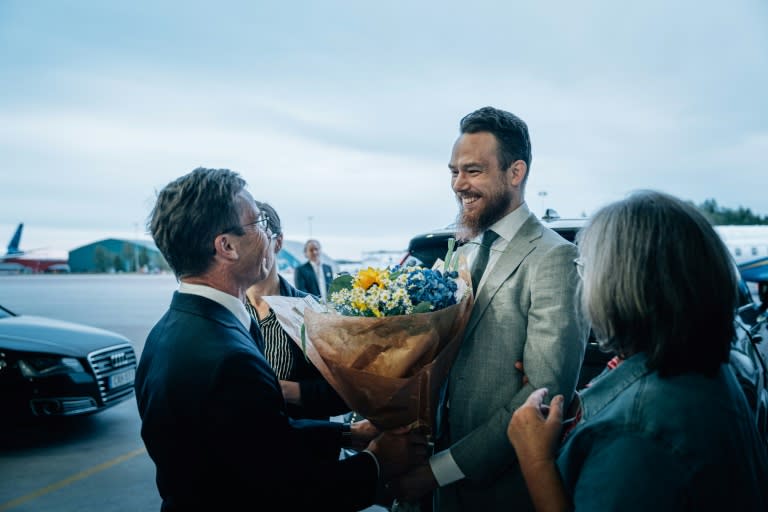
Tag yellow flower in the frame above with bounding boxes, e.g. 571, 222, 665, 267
354, 267, 387, 290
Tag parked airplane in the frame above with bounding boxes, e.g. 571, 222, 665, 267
715, 225, 768, 265
1, 223, 70, 273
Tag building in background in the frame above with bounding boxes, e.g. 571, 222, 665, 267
69, 239, 168, 273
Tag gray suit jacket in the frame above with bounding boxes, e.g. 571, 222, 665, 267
436, 212, 589, 512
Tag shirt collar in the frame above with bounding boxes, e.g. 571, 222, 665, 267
178, 281, 251, 331
472, 202, 531, 245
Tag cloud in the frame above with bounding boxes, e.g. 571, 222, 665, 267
1, 0, 766, 261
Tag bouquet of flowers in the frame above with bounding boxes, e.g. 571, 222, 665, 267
327, 265, 467, 318
265, 242, 473, 432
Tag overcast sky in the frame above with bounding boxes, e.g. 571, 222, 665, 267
2, 1, 766, 260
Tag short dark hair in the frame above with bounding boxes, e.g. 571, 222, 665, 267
577, 190, 738, 376
148, 167, 247, 278
255, 201, 282, 236
459, 106, 532, 177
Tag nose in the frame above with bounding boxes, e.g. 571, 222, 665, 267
452, 171, 469, 193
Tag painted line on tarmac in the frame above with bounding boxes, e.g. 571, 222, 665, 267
0, 446, 147, 511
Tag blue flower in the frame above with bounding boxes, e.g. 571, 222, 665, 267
406, 268, 458, 311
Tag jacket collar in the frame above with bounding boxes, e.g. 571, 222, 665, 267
170, 291, 252, 341
579, 352, 651, 420
464, 211, 542, 337
177, 282, 251, 331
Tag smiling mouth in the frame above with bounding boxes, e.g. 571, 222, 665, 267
460, 195, 481, 207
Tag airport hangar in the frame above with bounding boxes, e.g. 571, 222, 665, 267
68, 239, 167, 273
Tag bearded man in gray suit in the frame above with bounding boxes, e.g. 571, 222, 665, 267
392, 106, 588, 512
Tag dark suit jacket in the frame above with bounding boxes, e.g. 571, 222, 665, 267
294, 261, 333, 297
135, 292, 377, 511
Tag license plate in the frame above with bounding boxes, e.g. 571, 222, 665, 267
109, 369, 135, 389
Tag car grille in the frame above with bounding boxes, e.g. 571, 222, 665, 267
87, 343, 137, 406
31, 397, 99, 416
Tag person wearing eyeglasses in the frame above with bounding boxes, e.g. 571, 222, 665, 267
134, 167, 428, 511
507, 190, 768, 511
244, 201, 350, 426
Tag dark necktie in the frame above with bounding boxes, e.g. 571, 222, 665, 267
471, 230, 500, 294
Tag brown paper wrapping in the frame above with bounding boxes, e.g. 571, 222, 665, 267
265, 269, 473, 432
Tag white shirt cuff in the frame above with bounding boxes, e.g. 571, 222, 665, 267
362, 449, 380, 479
429, 448, 465, 486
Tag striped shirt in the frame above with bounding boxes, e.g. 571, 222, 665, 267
244, 299, 297, 380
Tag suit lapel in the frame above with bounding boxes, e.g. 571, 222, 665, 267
464, 214, 543, 338
304, 264, 321, 296
249, 321, 266, 353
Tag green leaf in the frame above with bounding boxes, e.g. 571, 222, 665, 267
328, 273, 354, 296
444, 237, 456, 271
452, 243, 461, 272
300, 323, 309, 361
413, 301, 433, 313
390, 266, 407, 278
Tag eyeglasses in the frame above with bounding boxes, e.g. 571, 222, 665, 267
242, 214, 271, 234
573, 257, 585, 279
222, 214, 272, 236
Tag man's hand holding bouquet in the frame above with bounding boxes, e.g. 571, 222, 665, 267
265, 241, 473, 509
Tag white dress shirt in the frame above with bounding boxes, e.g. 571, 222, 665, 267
311, 260, 327, 300
178, 281, 252, 332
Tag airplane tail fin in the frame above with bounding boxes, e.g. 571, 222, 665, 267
7, 223, 24, 255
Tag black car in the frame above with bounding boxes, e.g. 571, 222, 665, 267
0, 303, 137, 420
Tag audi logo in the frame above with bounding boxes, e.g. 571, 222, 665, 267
110, 352, 129, 367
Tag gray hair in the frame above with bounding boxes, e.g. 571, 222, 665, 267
304, 239, 321, 252
577, 190, 737, 376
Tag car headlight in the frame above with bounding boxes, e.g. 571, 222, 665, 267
18, 356, 85, 378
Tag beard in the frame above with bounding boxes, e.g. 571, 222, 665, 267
454, 183, 512, 241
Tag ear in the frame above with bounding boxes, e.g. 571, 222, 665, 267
214, 233, 239, 260
507, 160, 528, 187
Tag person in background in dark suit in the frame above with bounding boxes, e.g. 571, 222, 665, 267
245, 201, 349, 422
134, 167, 427, 511
294, 238, 334, 300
